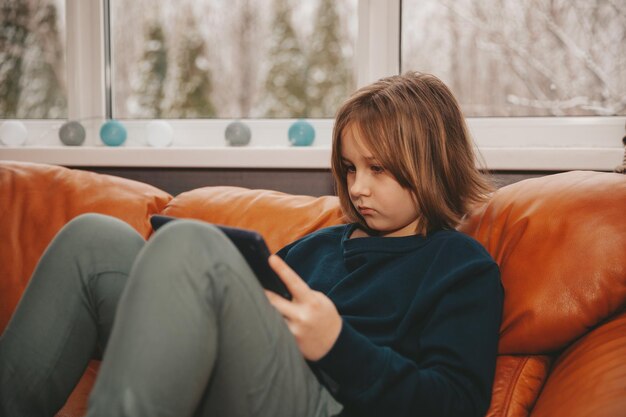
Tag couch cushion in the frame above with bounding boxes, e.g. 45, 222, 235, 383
459, 171, 626, 354
161, 186, 346, 253
0, 161, 172, 333
529, 311, 626, 417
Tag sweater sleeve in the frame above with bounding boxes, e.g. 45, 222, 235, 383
314, 257, 503, 417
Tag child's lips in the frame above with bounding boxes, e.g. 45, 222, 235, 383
358, 206, 375, 215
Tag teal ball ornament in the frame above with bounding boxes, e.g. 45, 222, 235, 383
99, 120, 127, 146
59, 121, 86, 146
225, 121, 251, 146
288, 120, 315, 146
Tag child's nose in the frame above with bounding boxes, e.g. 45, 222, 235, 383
350, 173, 371, 197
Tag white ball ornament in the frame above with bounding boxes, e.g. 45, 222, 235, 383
0, 121, 28, 146
146, 120, 173, 147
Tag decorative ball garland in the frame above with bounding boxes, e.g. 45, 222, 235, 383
1, 119, 318, 148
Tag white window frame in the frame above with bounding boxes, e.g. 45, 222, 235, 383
1, 0, 624, 171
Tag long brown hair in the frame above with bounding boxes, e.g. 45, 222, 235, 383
331, 71, 493, 234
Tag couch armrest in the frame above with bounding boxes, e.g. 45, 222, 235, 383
529, 311, 626, 417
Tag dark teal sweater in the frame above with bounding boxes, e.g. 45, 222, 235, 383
276, 224, 503, 417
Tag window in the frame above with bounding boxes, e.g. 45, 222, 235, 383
111, 0, 357, 119
401, 0, 626, 117
1, 0, 624, 171
0, 0, 67, 119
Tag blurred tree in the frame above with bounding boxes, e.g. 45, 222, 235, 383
404, 0, 625, 116
263, 0, 308, 118
129, 20, 168, 118
231, 0, 258, 117
110, 0, 357, 119
167, 8, 216, 118
19, 2, 67, 118
306, 0, 353, 117
0, 0, 30, 117
112, 0, 150, 118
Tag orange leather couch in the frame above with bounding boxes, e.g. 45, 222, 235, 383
1, 161, 625, 417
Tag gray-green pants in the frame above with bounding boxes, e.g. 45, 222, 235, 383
0, 213, 342, 417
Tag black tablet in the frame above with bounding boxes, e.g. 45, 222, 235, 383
150, 215, 291, 300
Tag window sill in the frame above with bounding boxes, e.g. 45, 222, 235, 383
0, 145, 622, 171
0, 147, 331, 169
2, 116, 623, 170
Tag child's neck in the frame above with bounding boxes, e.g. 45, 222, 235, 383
350, 224, 428, 239
349, 227, 370, 239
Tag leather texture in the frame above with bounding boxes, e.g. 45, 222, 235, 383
0, 162, 624, 417
485, 355, 551, 417
459, 171, 626, 355
161, 185, 345, 253
529, 311, 626, 417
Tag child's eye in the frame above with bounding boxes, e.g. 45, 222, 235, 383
344, 165, 356, 173
371, 165, 385, 174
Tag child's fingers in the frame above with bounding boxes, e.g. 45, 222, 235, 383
268, 255, 310, 300
264, 289, 298, 318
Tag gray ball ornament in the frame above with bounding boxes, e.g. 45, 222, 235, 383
225, 121, 252, 146
59, 121, 86, 146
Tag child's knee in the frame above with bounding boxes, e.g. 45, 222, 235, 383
55, 213, 143, 258
62, 213, 122, 236
147, 220, 228, 257
141, 220, 243, 286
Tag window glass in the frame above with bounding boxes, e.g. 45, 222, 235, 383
401, 0, 626, 116
111, 0, 357, 119
0, 0, 67, 119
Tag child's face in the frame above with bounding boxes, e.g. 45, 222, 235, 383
341, 124, 420, 237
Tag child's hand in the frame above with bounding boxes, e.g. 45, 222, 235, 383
265, 255, 342, 361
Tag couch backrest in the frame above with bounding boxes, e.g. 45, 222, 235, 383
161, 186, 346, 253
459, 170, 626, 355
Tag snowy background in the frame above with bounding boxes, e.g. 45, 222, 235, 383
1, 0, 624, 120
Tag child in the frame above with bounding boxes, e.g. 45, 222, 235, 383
0, 72, 503, 417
